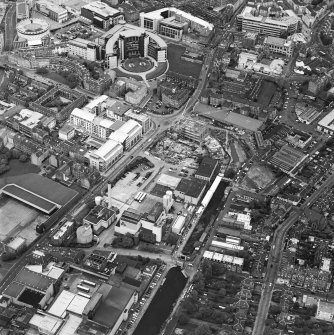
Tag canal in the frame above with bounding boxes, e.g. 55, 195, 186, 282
133, 266, 187, 335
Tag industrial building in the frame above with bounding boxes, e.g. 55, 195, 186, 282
317, 109, 334, 135
140, 202, 165, 242
174, 177, 207, 205
81, 1, 124, 30
83, 205, 116, 234
68, 38, 100, 62
140, 8, 213, 40
3, 266, 62, 309
89, 139, 123, 172
316, 300, 334, 322
51, 221, 75, 246
195, 157, 218, 182
5, 236, 26, 255
115, 208, 142, 235
76, 225, 94, 244
172, 215, 186, 234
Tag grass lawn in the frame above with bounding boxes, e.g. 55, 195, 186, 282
44, 72, 70, 86
167, 43, 202, 78
1, 160, 40, 178
146, 62, 168, 80
113, 68, 143, 81
257, 80, 277, 106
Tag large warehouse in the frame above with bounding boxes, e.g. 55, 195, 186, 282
0, 173, 78, 215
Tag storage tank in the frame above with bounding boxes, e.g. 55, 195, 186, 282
76, 225, 93, 244
95, 196, 102, 206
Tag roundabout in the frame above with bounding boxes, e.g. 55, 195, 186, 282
122, 57, 154, 73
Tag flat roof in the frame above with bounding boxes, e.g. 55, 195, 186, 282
93, 139, 123, 161
6, 236, 26, 250
318, 109, 334, 131
93, 283, 135, 327
0, 173, 78, 207
2, 184, 58, 214
195, 157, 218, 179
15, 267, 57, 292
29, 313, 63, 335
157, 173, 181, 188
117, 119, 142, 136
142, 7, 213, 30
195, 103, 263, 132
57, 314, 82, 335
3, 282, 25, 298
48, 290, 75, 318
82, 1, 120, 18
71, 108, 96, 123
176, 177, 207, 198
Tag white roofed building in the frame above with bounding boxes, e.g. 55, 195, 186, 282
140, 8, 213, 40
124, 110, 151, 134
317, 109, 334, 135
89, 139, 123, 171
264, 36, 294, 56
81, 1, 124, 30
111, 119, 142, 150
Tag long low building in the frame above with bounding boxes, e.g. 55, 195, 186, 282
0, 173, 78, 214
317, 109, 334, 135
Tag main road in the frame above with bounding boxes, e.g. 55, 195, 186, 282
4, 3, 16, 51
252, 175, 334, 335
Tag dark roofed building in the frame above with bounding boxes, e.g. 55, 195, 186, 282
83, 205, 116, 234
174, 177, 207, 205
195, 157, 219, 181
146, 202, 164, 222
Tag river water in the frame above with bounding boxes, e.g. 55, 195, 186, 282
133, 266, 188, 335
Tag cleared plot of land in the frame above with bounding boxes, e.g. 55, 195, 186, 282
167, 43, 202, 78
44, 72, 70, 86
230, 141, 247, 164
0, 198, 39, 241
257, 80, 277, 106
243, 164, 275, 190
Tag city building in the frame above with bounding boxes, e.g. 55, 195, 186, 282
5, 236, 26, 255
59, 124, 75, 141
317, 109, 334, 135
172, 215, 186, 234
16, 18, 50, 47
84, 95, 111, 115
316, 300, 334, 322
89, 139, 123, 171
3, 267, 59, 309
139, 202, 165, 242
181, 118, 208, 143
36, 0, 68, 23
174, 177, 207, 205
264, 36, 294, 57
124, 110, 151, 134
68, 38, 100, 62
51, 220, 75, 246
140, 8, 214, 40
237, 6, 300, 37
16, 0, 29, 21
203, 251, 244, 272
83, 205, 116, 234
101, 23, 167, 69
195, 157, 218, 182
109, 119, 143, 150
81, 1, 124, 30
106, 99, 132, 120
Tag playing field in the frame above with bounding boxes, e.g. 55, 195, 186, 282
257, 80, 277, 106
0, 198, 39, 241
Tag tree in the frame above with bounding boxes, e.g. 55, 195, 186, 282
178, 312, 189, 325
165, 232, 179, 245
1, 252, 16, 261
218, 288, 226, 297
36, 67, 49, 75
19, 154, 28, 162
194, 324, 213, 335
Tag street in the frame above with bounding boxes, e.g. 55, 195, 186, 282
252, 175, 334, 335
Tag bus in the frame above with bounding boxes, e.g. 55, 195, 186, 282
138, 193, 147, 203
135, 192, 143, 201
77, 285, 90, 293
81, 280, 96, 287
78, 292, 91, 299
